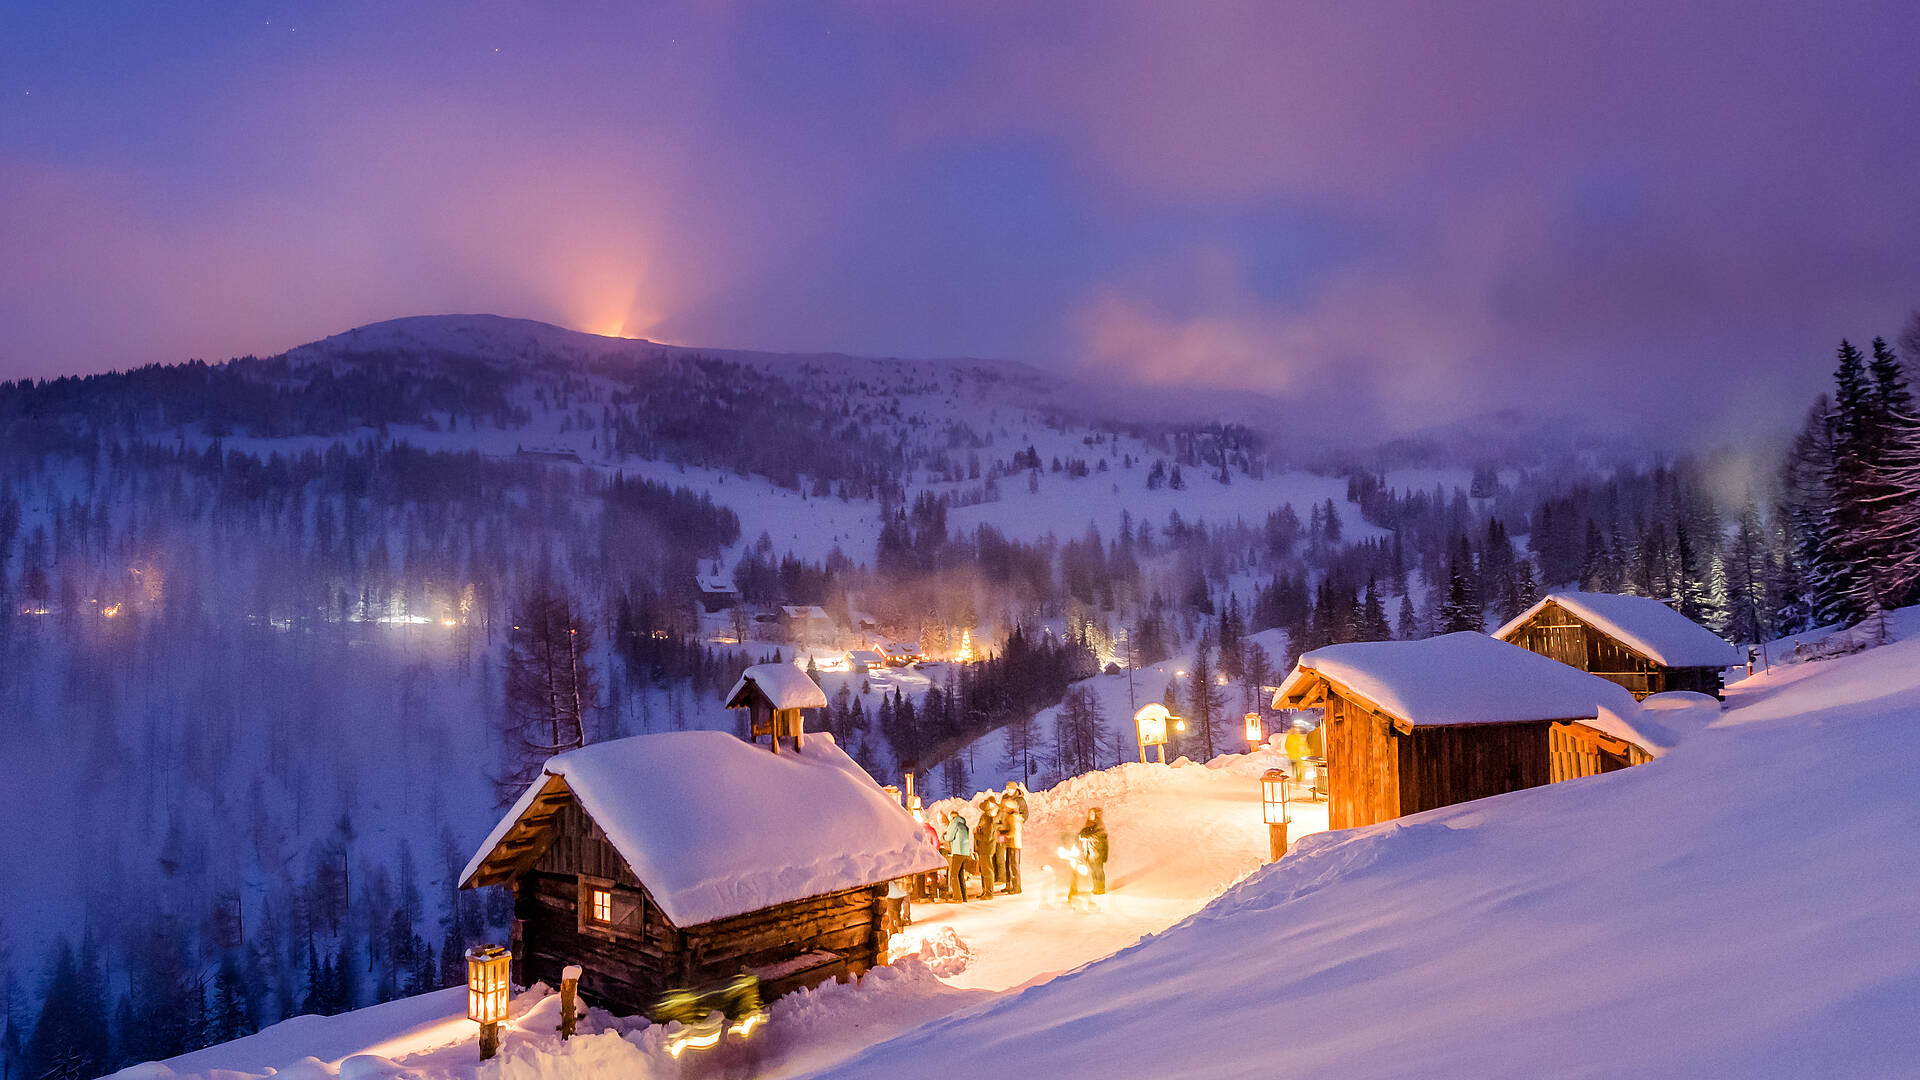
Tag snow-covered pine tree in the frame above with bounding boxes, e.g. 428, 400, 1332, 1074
1825, 340, 1875, 623
1857, 337, 1920, 609
1725, 498, 1775, 644
1436, 539, 1482, 634
1779, 394, 1845, 628
1395, 594, 1419, 640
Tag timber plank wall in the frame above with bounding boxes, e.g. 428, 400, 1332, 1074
511, 797, 888, 1015
1506, 600, 1724, 698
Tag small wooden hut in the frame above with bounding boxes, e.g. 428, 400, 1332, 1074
459, 729, 944, 1015
725, 662, 829, 752
1494, 591, 1741, 699
1273, 632, 1656, 830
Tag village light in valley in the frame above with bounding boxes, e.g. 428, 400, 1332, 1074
1261, 768, 1291, 862
466, 944, 511, 1060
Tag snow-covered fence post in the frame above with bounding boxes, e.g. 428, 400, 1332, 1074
559, 964, 581, 1040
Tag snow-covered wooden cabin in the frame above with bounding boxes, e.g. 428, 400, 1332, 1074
1273, 633, 1655, 829
1493, 591, 1740, 699
725, 662, 828, 752
459, 730, 944, 1016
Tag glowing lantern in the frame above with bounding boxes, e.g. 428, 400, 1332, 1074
1244, 712, 1264, 749
1261, 768, 1291, 862
466, 944, 511, 1059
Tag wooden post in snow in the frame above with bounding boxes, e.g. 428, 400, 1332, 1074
558, 965, 581, 1040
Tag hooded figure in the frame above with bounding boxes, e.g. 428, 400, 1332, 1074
943, 810, 973, 902
1078, 807, 1109, 895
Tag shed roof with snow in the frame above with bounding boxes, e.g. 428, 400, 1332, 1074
460, 730, 942, 927
1274, 632, 1642, 728
726, 662, 829, 711
1494, 591, 1740, 670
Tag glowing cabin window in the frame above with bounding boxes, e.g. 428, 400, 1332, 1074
588, 887, 611, 925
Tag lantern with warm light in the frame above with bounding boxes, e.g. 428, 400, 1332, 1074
466, 944, 511, 1059
1261, 768, 1291, 862
1244, 712, 1264, 749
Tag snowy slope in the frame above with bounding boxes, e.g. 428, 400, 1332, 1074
808, 610, 1920, 1079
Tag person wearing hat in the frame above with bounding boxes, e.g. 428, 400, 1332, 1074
999, 782, 1028, 894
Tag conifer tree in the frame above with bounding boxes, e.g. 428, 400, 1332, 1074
1395, 594, 1419, 640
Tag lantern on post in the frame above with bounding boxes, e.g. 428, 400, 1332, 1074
1261, 768, 1291, 862
1133, 703, 1171, 764
1244, 712, 1264, 751
466, 944, 511, 1060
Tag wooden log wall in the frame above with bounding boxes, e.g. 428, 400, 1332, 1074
1324, 691, 1401, 829
1398, 721, 1552, 817
507, 793, 889, 1014
681, 884, 888, 1000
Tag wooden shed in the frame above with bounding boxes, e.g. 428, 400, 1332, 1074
1273, 633, 1656, 830
1493, 591, 1741, 699
725, 662, 829, 752
459, 729, 944, 1016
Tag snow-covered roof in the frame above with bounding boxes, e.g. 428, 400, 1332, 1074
1494, 591, 1741, 669
1275, 632, 1641, 727
726, 662, 829, 710
697, 573, 737, 594
460, 731, 943, 927
781, 604, 831, 620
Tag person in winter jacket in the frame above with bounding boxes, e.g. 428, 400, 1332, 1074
1078, 807, 1110, 895
943, 810, 973, 902
999, 799, 1025, 894
974, 796, 1001, 897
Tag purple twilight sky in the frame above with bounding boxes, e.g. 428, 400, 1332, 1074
3, 2, 1918, 442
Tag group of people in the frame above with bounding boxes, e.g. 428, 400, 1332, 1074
933, 781, 1028, 901
919, 782, 1111, 904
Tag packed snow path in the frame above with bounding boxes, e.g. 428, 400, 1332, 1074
899, 752, 1329, 991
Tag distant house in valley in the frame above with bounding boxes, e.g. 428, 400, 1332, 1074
1493, 591, 1740, 699
459, 728, 942, 1017
515, 445, 584, 464
725, 662, 828, 752
696, 563, 739, 613
1273, 633, 1655, 830
780, 604, 834, 645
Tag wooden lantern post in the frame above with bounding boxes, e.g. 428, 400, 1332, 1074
1244, 712, 1264, 753
466, 944, 511, 1060
1261, 768, 1292, 862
